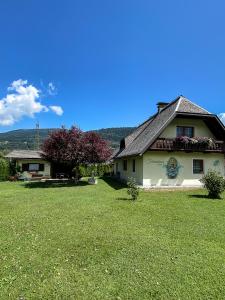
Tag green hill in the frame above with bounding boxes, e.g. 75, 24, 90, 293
0, 127, 136, 151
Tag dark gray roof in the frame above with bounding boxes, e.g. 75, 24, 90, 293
176, 97, 210, 114
5, 150, 44, 159
116, 96, 212, 158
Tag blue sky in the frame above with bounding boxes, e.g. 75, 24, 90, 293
0, 0, 225, 132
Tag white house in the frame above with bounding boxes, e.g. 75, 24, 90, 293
5, 150, 51, 180
113, 96, 225, 188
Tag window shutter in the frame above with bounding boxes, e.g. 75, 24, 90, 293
39, 164, 44, 171
132, 159, 136, 172
22, 163, 29, 172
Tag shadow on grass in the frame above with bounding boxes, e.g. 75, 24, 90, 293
116, 197, 133, 201
102, 176, 127, 190
23, 180, 89, 189
188, 194, 222, 200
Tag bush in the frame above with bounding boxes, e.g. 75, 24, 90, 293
72, 166, 83, 180
127, 177, 139, 201
9, 160, 21, 176
97, 164, 104, 177
200, 170, 225, 199
75, 163, 112, 178
0, 158, 9, 181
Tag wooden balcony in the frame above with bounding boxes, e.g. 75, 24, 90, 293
150, 138, 225, 153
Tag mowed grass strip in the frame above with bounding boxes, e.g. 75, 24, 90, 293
0, 179, 225, 299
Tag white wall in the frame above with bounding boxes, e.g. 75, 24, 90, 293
114, 152, 224, 187
143, 151, 224, 187
114, 156, 143, 185
160, 118, 215, 139
17, 159, 51, 178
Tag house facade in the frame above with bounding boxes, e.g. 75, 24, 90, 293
113, 96, 225, 187
5, 150, 51, 180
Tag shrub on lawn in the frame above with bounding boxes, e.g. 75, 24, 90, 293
72, 166, 83, 181
200, 170, 225, 199
9, 160, 21, 176
127, 177, 139, 201
0, 158, 9, 181
76, 163, 112, 178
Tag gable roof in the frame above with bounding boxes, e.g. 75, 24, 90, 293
175, 96, 210, 114
5, 150, 44, 159
116, 95, 223, 158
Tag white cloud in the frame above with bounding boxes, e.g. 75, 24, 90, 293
8, 79, 28, 91
0, 79, 63, 126
47, 82, 57, 95
49, 105, 63, 116
219, 113, 225, 124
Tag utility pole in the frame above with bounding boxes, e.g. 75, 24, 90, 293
35, 121, 40, 150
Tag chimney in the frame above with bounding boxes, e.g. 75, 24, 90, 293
157, 102, 169, 113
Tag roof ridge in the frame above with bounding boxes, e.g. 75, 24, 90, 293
175, 96, 182, 111
158, 95, 181, 114
116, 99, 179, 158
127, 95, 181, 135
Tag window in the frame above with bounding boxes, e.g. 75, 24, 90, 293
177, 126, 194, 137
22, 163, 45, 172
29, 164, 39, 171
193, 159, 204, 174
123, 160, 127, 171
116, 163, 118, 173
132, 159, 136, 172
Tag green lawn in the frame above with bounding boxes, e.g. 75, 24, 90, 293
0, 179, 225, 299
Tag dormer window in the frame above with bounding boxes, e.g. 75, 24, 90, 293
120, 139, 125, 150
176, 126, 194, 138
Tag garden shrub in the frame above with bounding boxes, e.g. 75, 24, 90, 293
97, 164, 104, 177
9, 160, 21, 176
0, 158, 9, 181
72, 166, 83, 180
200, 170, 225, 199
127, 177, 139, 200
76, 163, 112, 178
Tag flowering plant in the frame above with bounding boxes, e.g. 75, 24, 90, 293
175, 136, 190, 143
194, 137, 216, 147
174, 136, 216, 148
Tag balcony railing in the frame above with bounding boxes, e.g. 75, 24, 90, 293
150, 138, 225, 152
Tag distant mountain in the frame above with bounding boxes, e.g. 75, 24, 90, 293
93, 127, 136, 149
0, 127, 136, 151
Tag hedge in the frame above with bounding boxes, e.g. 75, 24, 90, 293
0, 158, 9, 181
76, 164, 112, 178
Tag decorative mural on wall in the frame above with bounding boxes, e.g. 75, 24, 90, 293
213, 160, 220, 167
165, 157, 182, 179
146, 157, 183, 179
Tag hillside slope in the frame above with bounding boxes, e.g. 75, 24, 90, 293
0, 127, 136, 151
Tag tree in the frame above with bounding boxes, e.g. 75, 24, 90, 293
42, 127, 112, 177
42, 127, 83, 163
82, 131, 112, 164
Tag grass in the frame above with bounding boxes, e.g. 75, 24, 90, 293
0, 178, 225, 299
